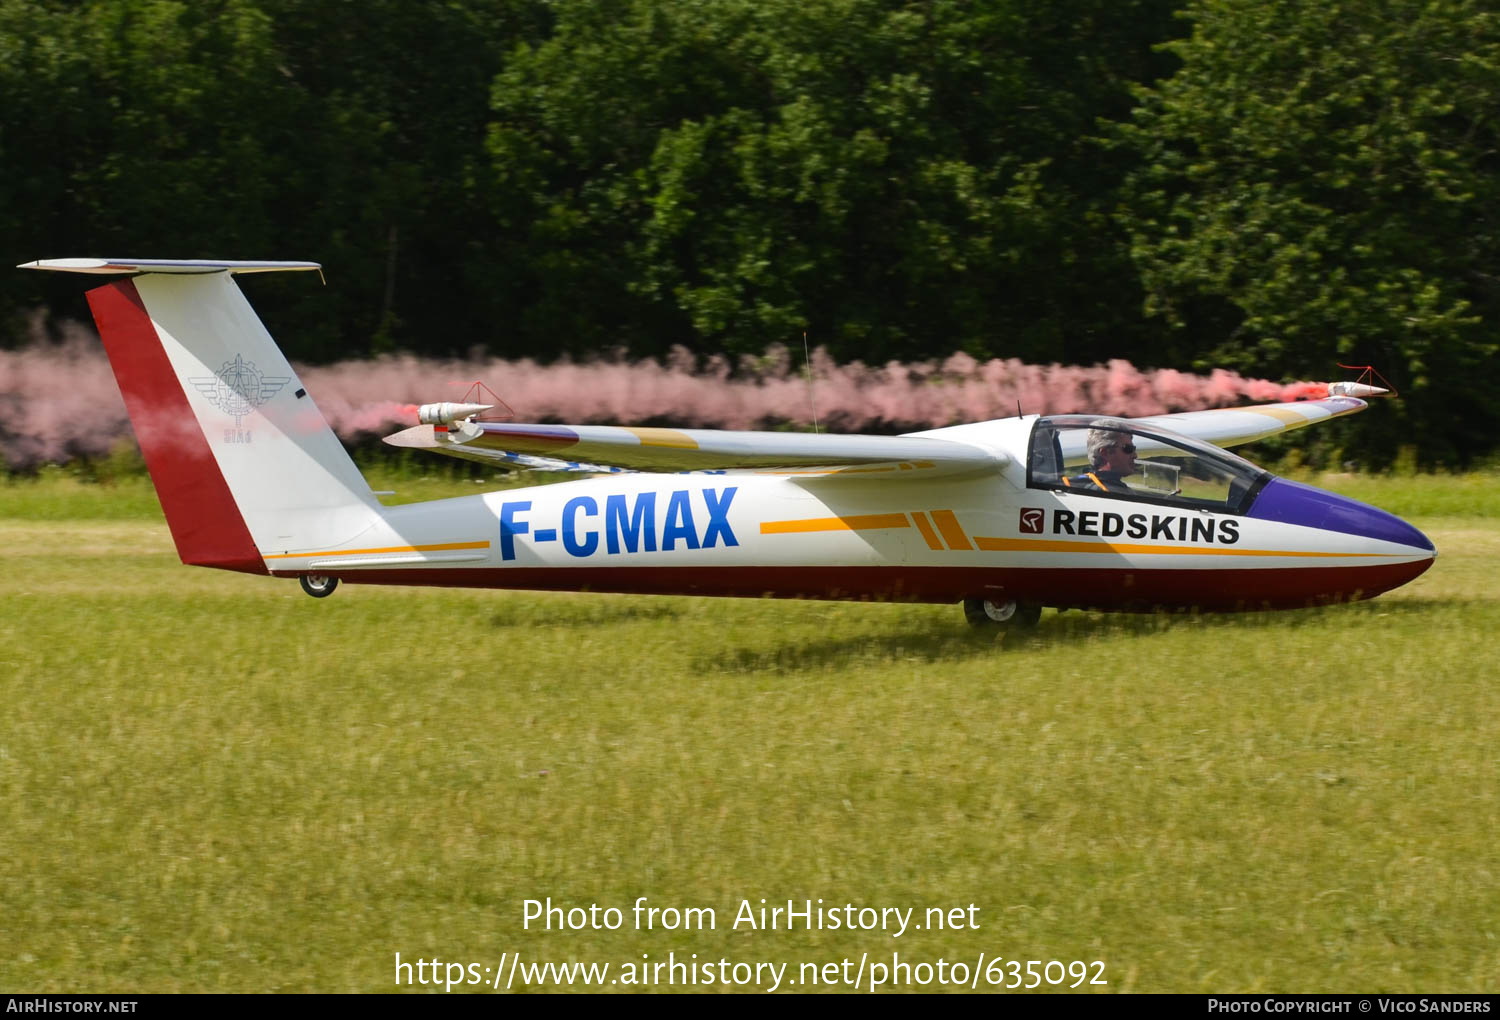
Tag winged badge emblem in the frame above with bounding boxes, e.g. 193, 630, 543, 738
189, 354, 289, 426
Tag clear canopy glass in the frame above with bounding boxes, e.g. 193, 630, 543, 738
1027, 415, 1270, 514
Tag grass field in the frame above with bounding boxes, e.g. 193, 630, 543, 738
2, 468, 1497, 993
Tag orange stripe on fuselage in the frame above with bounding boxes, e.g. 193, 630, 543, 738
911, 512, 944, 550
928, 509, 973, 550
264, 540, 491, 560
760, 513, 911, 534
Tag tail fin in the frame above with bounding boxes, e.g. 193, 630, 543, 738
21, 259, 383, 573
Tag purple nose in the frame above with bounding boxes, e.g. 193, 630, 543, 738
1246, 478, 1433, 551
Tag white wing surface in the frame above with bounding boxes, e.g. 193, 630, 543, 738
383, 394, 1367, 476
1128, 396, 1369, 448
384, 421, 1004, 478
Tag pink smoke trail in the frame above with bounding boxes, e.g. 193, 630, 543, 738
0, 320, 1330, 470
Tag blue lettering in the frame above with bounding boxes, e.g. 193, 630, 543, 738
562, 496, 599, 557
661, 489, 699, 551
500, 501, 531, 561
605, 492, 657, 554
700, 487, 738, 548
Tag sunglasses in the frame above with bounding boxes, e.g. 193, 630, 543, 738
1114, 444, 1136, 454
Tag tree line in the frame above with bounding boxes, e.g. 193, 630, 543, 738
3, 0, 1496, 464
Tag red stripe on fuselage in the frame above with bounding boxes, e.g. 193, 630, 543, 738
270, 559, 1431, 611
87, 279, 266, 575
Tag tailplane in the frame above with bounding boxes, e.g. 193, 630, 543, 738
21, 259, 383, 573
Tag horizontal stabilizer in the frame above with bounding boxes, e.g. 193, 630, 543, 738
19, 258, 321, 276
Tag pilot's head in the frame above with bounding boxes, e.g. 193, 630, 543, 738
1087, 423, 1137, 474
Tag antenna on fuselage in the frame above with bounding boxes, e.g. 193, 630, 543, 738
802, 330, 821, 435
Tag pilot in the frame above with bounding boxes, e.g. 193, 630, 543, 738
1066, 427, 1137, 493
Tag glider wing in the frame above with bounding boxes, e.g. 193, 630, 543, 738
1128, 396, 1370, 449
384, 421, 1005, 478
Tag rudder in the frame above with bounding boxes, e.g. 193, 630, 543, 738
26, 259, 385, 572
88, 277, 269, 572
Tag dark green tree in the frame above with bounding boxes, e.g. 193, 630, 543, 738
2, 0, 551, 359
253, 0, 554, 358
1120, 0, 1500, 464
489, 0, 1182, 364
2, 0, 295, 329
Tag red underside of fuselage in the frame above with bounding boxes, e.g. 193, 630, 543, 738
269, 559, 1432, 612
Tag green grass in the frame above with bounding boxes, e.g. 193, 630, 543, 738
1281, 469, 1500, 519
0, 456, 544, 517
1, 473, 1497, 992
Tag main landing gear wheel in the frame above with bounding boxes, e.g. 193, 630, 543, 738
299, 574, 339, 598
963, 597, 1041, 630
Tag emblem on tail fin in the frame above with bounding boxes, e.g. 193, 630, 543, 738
189, 354, 290, 426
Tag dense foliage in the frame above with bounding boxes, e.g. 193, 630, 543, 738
1119, 0, 1500, 463
3, 0, 1496, 463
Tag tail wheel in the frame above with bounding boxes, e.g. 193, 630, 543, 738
963, 597, 1041, 630
299, 574, 339, 598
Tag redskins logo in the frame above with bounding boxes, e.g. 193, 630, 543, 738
1019, 508, 1045, 534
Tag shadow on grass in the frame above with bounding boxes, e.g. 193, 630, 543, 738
1028, 596, 1470, 642
693, 624, 1009, 674
1309, 596, 1480, 616
488, 600, 685, 628
694, 598, 1472, 673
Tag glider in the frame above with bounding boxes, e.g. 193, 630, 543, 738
22, 258, 1435, 629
